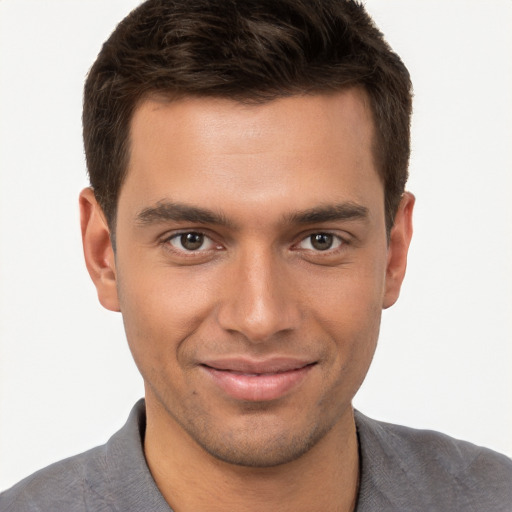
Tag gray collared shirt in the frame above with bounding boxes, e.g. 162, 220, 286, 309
1, 399, 511, 511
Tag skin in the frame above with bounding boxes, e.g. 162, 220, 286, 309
80, 89, 414, 512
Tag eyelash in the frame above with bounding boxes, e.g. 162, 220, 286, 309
163, 231, 221, 254
161, 230, 349, 257
294, 232, 346, 252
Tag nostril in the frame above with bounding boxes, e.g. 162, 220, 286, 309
215, 256, 302, 341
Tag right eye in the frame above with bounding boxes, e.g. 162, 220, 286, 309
167, 232, 217, 252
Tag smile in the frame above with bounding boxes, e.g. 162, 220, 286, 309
200, 359, 317, 402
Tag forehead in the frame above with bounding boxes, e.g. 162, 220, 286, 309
121, 90, 382, 221
130, 88, 375, 159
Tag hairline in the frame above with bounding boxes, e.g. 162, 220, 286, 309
104, 84, 393, 249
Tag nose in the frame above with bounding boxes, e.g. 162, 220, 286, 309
216, 247, 302, 343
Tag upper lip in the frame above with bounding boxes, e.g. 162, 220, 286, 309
200, 357, 315, 374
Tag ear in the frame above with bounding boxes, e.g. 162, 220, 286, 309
383, 192, 415, 309
79, 188, 120, 312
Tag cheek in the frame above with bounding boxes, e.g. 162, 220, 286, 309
115, 260, 218, 366
307, 259, 386, 373
310, 253, 386, 324
322, 288, 382, 369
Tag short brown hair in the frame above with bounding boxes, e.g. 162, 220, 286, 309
83, 0, 412, 235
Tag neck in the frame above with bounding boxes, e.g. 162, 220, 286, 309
144, 399, 360, 512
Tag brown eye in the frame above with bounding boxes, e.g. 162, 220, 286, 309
169, 232, 211, 251
297, 232, 343, 252
310, 233, 334, 251
181, 233, 204, 250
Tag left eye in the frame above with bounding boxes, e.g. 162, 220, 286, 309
297, 233, 343, 251
168, 232, 216, 252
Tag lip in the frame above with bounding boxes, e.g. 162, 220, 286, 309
200, 357, 316, 402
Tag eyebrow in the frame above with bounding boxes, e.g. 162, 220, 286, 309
136, 201, 233, 227
135, 200, 369, 228
286, 202, 369, 224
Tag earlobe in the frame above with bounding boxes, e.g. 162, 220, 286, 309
383, 192, 415, 309
79, 188, 120, 312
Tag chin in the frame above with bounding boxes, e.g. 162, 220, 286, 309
184, 413, 333, 468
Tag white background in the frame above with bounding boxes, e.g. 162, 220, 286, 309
1, 0, 511, 492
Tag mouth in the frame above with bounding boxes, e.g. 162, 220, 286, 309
200, 358, 317, 402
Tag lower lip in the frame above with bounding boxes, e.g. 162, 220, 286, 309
202, 364, 315, 402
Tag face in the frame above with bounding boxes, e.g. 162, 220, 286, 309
81, 89, 413, 467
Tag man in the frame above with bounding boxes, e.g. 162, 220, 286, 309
1, 0, 511, 510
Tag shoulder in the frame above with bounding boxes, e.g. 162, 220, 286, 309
355, 411, 512, 512
0, 400, 170, 512
0, 444, 111, 512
